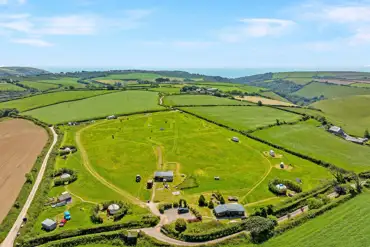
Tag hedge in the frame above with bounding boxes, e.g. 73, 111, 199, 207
18, 216, 159, 247
0, 115, 54, 242
274, 194, 353, 236
268, 178, 302, 196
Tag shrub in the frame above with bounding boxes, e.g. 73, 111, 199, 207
208, 200, 214, 209
25, 173, 34, 184
317, 194, 330, 204
307, 198, 324, 210
334, 185, 347, 195
173, 202, 179, 208
175, 219, 187, 233
248, 217, 275, 243
158, 203, 172, 214
189, 207, 202, 220
198, 195, 206, 207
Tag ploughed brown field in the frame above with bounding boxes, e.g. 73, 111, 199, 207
0, 119, 47, 223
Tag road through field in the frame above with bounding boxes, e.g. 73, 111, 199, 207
1, 127, 57, 247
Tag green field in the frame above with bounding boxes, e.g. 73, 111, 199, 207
0, 83, 25, 91
0, 90, 109, 112
256, 192, 370, 247
312, 95, 370, 136
79, 111, 330, 205
180, 106, 301, 131
94, 73, 196, 82
22, 91, 164, 124
193, 82, 264, 93
19, 81, 60, 91
150, 86, 181, 94
163, 95, 249, 106
293, 82, 370, 99
260, 91, 290, 103
41, 77, 86, 89
252, 119, 370, 172
350, 82, 370, 88
285, 77, 313, 85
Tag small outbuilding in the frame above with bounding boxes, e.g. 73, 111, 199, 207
41, 219, 57, 231
147, 180, 153, 189
328, 126, 344, 136
276, 184, 287, 190
154, 171, 174, 182
280, 162, 285, 169
228, 196, 238, 202
60, 173, 71, 179
231, 137, 239, 142
213, 203, 245, 218
108, 204, 120, 215
269, 150, 275, 157
107, 115, 117, 120
58, 192, 72, 203
136, 174, 141, 182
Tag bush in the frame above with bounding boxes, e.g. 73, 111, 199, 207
248, 217, 275, 243
208, 200, 214, 209
25, 173, 34, 184
173, 202, 179, 208
198, 195, 206, 207
175, 219, 187, 233
189, 207, 202, 220
307, 198, 324, 210
158, 203, 172, 214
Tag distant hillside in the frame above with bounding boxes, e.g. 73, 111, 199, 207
0, 67, 49, 77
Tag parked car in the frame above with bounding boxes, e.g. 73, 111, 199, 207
178, 207, 189, 214
59, 219, 67, 227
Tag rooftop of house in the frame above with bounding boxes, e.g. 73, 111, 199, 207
42, 218, 56, 226
329, 126, 342, 132
214, 203, 245, 214
154, 171, 174, 177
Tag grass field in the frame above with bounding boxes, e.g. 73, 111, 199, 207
180, 106, 301, 131
41, 77, 86, 89
163, 95, 249, 106
252, 119, 370, 172
235, 96, 294, 106
259, 91, 290, 103
193, 82, 264, 93
293, 82, 370, 99
311, 95, 370, 136
94, 73, 196, 82
0, 90, 110, 112
0, 83, 25, 91
22, 91, 164, 124
19, 81, 60, 91
285, 77, 313, 85
255, 192, 370, 247
351, 82, 370, 88
79, 111, 330, 205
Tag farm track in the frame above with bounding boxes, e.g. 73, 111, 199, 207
1, 127, 57, 247
76, 123, 145, 206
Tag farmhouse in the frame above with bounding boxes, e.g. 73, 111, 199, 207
108, 204, 120, 215
41, 219, 57, 231
154, 171, 174, 182
213, 203, 245, 218
58, 191, 72, 203
328, 126, 344, 136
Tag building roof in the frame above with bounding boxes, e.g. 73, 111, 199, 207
329, 126, 342, 133
214, 203, 245, 214
42, 219, 56, 227
60, 173, 71, 179
58, 192, 71, 201
154, 171, 174, 177
345, 135, 367, 144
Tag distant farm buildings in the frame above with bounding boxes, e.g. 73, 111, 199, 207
213, 203, 245, 218
327, 126, 368, 144
154, 171, 174, 182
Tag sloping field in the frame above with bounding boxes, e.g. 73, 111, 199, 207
285, 77, 313, 85
293, 82, 370, 99
351, 82, 370, 88
260, 91, 291, 103
0, 83, 25, 91
312, 95, 370, 136
252, 119, 370, 172
0, 90, 110, 112
41, 77, 86, 88
22, 91, 164, 124
181, 106, 301, 131
257, 192, 370, 247
19, 81, 59, 91
194, 82, 264, 93
163, 95, 249, 106
0, 119, 47, 223
235, 96, 294, 106
80, 111, 330, 203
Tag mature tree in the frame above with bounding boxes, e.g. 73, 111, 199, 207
220, 196, 225, 204
257, 100, 263, 106
365, 129, 370, 138
208, 200, 214, 209
330, 168, 346, 184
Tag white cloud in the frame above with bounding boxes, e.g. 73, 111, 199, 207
218, 18, 295, 42
36, 15, 97, 35
12, 38, 53, 47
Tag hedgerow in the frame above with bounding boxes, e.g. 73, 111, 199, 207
268, 178, 302, 196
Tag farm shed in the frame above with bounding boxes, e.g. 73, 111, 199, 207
58, 191, 72, 203
41, 219, 57, 231
108, 204, 120, 215
107, 115, 117, 120
345, 135, 368, 145
213, 203, 245, 218
328, 126, 345, 136
154, 171, 174, 182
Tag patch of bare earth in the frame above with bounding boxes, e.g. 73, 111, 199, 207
235, 96, 295, 106
0, 119, 47, 223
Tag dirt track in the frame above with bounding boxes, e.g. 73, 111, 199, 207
0, 119, 48, 223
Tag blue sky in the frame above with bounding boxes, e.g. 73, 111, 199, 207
1, 0, 370, 69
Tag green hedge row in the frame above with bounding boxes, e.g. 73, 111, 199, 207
19, 216, 159, 247
0, 116, 53, 242
274, 194, 353, 236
